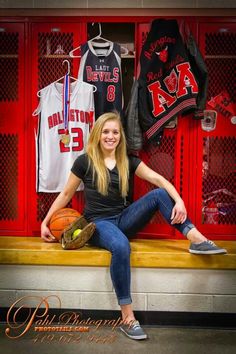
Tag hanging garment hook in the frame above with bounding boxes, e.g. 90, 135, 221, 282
92, 22, 102, 38
62, 59, 70, 75
98, 23, 102, 37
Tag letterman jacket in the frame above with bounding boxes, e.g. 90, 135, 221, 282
125, 19, 208, 149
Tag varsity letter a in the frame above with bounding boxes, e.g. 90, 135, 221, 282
148, 81, 176, 117
176, 62, 198, 97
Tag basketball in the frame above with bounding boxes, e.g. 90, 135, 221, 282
49, 208, 81, 241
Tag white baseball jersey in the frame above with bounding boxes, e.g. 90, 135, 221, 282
34, 80, 95, 192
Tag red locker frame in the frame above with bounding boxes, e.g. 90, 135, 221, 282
0, 16, 235, 240
0, 22, 26, 234
194, 20, 236, 239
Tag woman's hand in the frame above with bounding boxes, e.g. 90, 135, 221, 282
41, 223, 57, 243
171, 199, 187, 224
40, 173, 82, 243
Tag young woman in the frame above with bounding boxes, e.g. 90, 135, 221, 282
41, 112, 226, 340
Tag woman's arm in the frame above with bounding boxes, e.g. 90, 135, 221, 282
41, 173, 82, 242
135, 161, 187, 225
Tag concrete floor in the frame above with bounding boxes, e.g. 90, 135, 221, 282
0, 324, 236, 354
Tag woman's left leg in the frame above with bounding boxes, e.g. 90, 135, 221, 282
117, 188, 195, 237
117, 188, 228, 252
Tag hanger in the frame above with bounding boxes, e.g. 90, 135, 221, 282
69, 23, 129, 57
36, 60, 77, 98
89, 23, 112, 47
35, 59, 96, 99
62, 59, 71, 75
60, 60, 97, 92
69, 23, 110, 58
90, 23, 129, 55
90, 24, 130, 56
120, 46, 129, 56
69, 45, 81, 58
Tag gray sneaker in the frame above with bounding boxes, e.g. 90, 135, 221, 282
120, 320, 147, 340
189, 240, 227, 255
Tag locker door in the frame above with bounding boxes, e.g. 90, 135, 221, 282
29, 22, 86, 235
196, 22, 236, 239
134, 23, 194, 239
0, 23, 26, 234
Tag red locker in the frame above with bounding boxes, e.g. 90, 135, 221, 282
29, 21, 86, 235
195, 21, 236, 239
0, 22, 26, 234
134, 22, 198, 239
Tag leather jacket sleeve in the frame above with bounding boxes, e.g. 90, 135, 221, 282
179, 20, 208, 113
124, 79, 143, 151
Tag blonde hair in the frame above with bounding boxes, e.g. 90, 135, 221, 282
86, 112, 129, 197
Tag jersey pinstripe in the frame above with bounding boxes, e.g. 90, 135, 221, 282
78, 41, 123, 118
34, 80, 95, 192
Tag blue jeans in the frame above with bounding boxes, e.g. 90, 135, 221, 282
89, 188, 195, 305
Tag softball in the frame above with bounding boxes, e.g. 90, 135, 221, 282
72, 228, 82, 240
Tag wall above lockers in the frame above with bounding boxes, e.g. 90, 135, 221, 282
1, 0, 236, 10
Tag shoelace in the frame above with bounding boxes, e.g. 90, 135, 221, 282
131, 321, 141, 330
206, 240, 216, 246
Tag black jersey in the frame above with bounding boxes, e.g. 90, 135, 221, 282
71, 153, 141, 221
78, 41, 123, 119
